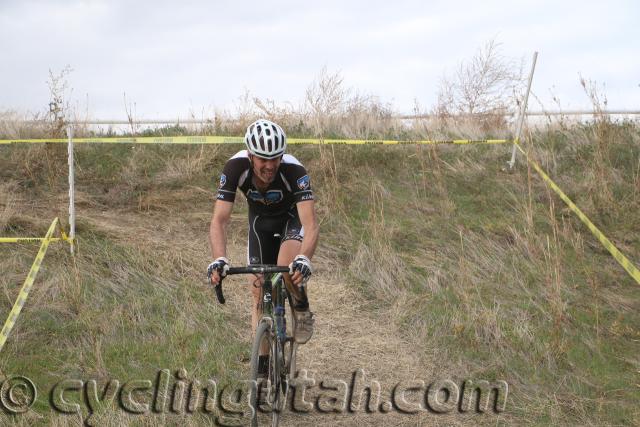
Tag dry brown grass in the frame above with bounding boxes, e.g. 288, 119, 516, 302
0, 181, 18, 233
2, 117, 639, 425
2, 48, 639, 425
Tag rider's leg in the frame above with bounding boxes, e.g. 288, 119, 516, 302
247, 212, 272, 336
277, 239, 309, 309
247, 213, 281, 356
279, 210, 309, 309
278, 239, 314, 344
248, 274, 271, 360
247, 216, 268, 357
249, 274, 263, 335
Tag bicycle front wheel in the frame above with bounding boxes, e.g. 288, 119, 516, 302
249, 321, 283, 427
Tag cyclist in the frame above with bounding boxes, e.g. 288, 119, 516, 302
207, 119, 318, 356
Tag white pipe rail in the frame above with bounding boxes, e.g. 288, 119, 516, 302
10, 110, 640, 127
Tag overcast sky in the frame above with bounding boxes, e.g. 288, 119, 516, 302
1, 0, 638, 119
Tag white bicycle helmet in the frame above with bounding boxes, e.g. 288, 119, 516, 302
244, 119, 287, 159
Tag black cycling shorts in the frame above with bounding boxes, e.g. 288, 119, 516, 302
247, 207, 304, 265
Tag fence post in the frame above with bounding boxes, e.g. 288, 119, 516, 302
508, 51, 538, 170
66, 125, 75, 254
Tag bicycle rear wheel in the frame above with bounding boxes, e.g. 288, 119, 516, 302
249, 321, 283, 427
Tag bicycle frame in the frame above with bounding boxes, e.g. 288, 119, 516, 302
212, 265, 298, 426
213, 265, 297, 347
260, 272, 300, 387
261, 273, 295, 341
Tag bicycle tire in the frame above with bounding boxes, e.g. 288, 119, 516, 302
249, 321, 282, 427
284, 291, 299, 379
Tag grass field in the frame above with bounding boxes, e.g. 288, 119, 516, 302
0, 118, 639, 425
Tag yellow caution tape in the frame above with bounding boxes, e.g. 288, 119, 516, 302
288, 138, 510, 145
0, 237, 66, 243
515, 142, 640, 285
0, 221, 72, 244
0, 217, 58, 352
0, 136, 510, 145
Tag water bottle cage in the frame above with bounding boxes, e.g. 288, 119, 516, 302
263, 280, 272, 304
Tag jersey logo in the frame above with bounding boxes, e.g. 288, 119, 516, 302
219, 174, 227, 188
297, 175, 310, 190
247, 189, 284, 205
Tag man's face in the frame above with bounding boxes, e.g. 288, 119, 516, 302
250, 154, 282, 185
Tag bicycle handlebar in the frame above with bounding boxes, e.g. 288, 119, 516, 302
212, 265, 291, 304
227, 265, 290, 275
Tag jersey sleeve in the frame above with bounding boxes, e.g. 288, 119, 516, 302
215, 157, 246, 202
285, 164, 314, 203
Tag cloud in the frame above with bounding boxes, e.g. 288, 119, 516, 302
1, 0, 638, 117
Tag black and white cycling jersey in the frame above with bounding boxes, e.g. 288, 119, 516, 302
215, 150, 314, 265
216, 150, 314, 217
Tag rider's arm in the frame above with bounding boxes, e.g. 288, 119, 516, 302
209, 200, 234, 259
297, 199, 319, 259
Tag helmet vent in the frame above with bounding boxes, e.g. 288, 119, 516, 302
244, 119, 287, 158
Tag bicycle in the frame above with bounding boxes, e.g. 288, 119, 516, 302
213, 264, 301, 427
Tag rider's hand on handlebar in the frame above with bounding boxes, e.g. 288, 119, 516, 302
289, 255, 312, 287
207, 257, 230, 285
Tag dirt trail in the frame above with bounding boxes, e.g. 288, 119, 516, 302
287, 273, 429, 426
227, 244, 463, 426
83, 208, 490, 426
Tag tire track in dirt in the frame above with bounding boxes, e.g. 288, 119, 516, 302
274, 255, 464, 426
225, 237, 500, 426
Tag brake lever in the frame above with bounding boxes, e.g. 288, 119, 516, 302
214, 281, 226, 304
207, 272, 226, 304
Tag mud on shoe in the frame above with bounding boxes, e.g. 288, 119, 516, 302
294, 310, 315, 344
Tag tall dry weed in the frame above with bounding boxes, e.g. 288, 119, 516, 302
123, 91, 141, 136
45, 66, 73, 138
634, 154, 640, 205
0, 181, 18, 232
0, 110, 51, 139
580, 76, 615, 211
349, 179, 416, 299
419, 144, 455, 215
436, 38, 524, 136
161, 145, 213, 183
303, 68, 346, 220
544, 197, 567, 347
524, 147, 536, 232
305, 67, 345, 137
